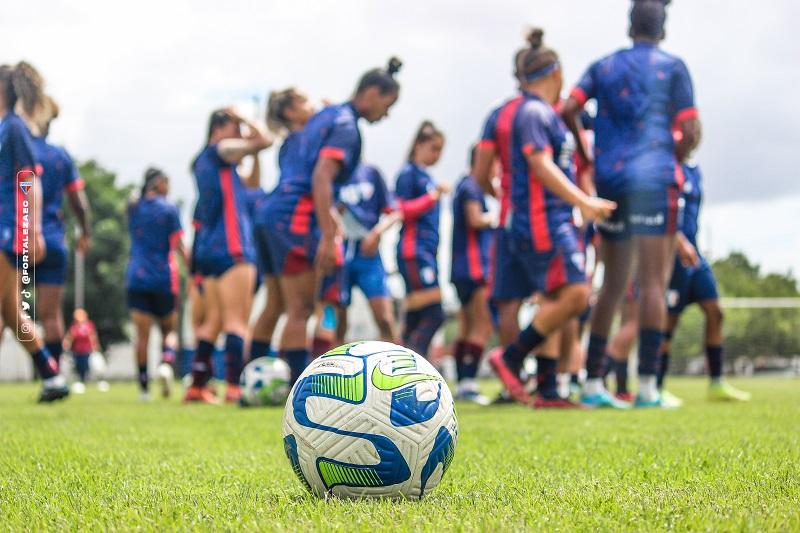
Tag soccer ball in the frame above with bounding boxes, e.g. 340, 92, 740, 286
282, 341, 458, 499
239, 356, 291, 407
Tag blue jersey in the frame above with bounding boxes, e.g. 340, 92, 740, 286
571, 43, 696, 193
480, 92, 576, 252
337, 164, 396, 240
244, 187, 269, 221
270, 102, 362, 235
396, 162, 440, 259
451, 175, 492, 283
191, 144, 255, 264
0, 112, 39, 253
126, 196, 182, 294
31, 136, 83, 242
276, 131, 303, 187
679, 162, 702, 246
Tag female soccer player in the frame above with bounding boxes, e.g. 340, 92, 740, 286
126, 167, 188, 400
62, 308, 100, 393
259, 58, 402, 384
335, 163, 401, 343
473, 28, 615, 408
395, 121, 449, 360
562, 0, 701, 407
185, 108, 272, 404
27, 96, 91, 369
0, 62, 69, 402
450, 146, 494, 404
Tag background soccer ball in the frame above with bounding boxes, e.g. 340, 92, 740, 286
239, 356, 291, 407
282, 341, 458, 499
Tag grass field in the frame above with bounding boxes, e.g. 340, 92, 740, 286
0, 377, 798, 532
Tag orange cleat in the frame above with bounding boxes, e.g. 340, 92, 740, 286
224, 384, 241, 404
183, 385, 221, 405
616, 392, 635, 403
534, 396, 588, 409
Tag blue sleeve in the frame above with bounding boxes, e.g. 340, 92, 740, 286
570, 62, 596, 105
415, 169, 435, 196
320, 119, 359, 170
479, 108, 500, 148
60, 148, 83, 191
394, 168, 414, 200
670, 59, 696, 117
463, 178, 483, 203
517, 102, 553, 155
11, 120, 38, 173
374, 170, 396, 212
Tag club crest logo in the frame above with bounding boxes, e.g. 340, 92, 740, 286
19, 181, 33, 195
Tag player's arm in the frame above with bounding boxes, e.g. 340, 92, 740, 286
473, 143, 497, 195
674, 115, 701, 163
66, 186, 91, 253
671, 60, 702, 162
561, 98, 592, 167
217, 109, 273, 164
312, 157, 344, 272
360, 211, 402, 257
399, 183, 449, 221
676, 231, 700, 268
464, 200, 492, 230
239, 154, 261, 189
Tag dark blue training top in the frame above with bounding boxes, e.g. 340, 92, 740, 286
451, 175, 492, 283
337, 164, 396, 240
126, 195, 183, 294
396, 162, 440, 259
32, 136, 83, 242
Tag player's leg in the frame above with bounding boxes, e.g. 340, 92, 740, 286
185, 275, 223, 403
156, 306, 179, 398
401, 257, 444, 359
130, 308, 153, 399
217, 262, 256, 402
35, 284, 65, 365
359, 252, 398, 343
606, 294, 639, 402
279, 269, 316, 385
250, 274, 284, 360
699, 295, 750, 401
454, 283, 492, 405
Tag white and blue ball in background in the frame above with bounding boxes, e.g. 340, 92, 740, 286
240, 356, 291, 407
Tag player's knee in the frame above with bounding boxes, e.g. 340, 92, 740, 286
705, 303, 724, 324
564, 283, 591, 316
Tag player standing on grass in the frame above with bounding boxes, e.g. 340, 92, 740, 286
450, 146, 494, 404
0, 62, 69, 402
562, 0, 702, 408
185, 108, 273, 404
474, 28, 615, 408
125, 167, 188, 400
395, 121, 450, 359
259, 58, 402, 384
62, 308, 100, 392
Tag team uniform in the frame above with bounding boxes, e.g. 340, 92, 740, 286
450, 175, 492, 305
32, 136, 84, 285
570, 42, 697, 239
125, 196, 183, 318
667, 162, 718, 314
244, 186, 269, 291
480, 92, 585, 301
395, 162, 441, 292
191, 145, 256, 277
337, 164, 396, 306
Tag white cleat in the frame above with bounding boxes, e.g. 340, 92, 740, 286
157, 362, 175, 399
71, 382, 87, 395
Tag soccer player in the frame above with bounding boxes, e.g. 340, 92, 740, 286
562, 0, 702, 407
660, 161, 750, 401
450, 146, 494, 404
474, 28, 615, 408
126, 167, 188, 400
0, 62, 69, 402
395, 121, 450, 360
603, 281, 639, 403
259, 58, 402, 384
62, 308, 100, 392
186, 107, 273, 404
335, 163, 401, 343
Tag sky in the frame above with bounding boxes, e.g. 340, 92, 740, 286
5, 0, 800, 277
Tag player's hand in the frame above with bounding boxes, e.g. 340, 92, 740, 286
578, 197, 616, 222
360, 231, 380, 257
77, 234, 91, 254
316, 234, 340, 274
436, 182, 452, 195
677, 238, 700, 268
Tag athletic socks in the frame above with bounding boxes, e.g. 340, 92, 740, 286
454, 339, 482, 382
250, 339, 271, 360
191, 339, 216, 387
312, 336, 333, 359
614, 359, 629, 395
161, 346, 176, 365
535, 356, 559, 399
283, 348, 309, 385
402, 303, 445, 358
637, 329, 663, 377
706, 345, 723, 381
502, 324, 546, 375
138, 363, 148, 392
657, 351, 670, 389
31, 347, 59, 380
223, 333, 244, 385
586, 334, 608, 380
45, 341, 63, 366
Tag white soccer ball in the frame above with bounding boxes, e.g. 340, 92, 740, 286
240, 356, 291, 407
282, 341, 458, 499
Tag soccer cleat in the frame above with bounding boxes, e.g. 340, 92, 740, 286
139, 391, 152, 402
97, 380, 110, 392
615, 392, 634, 403
71, 382, 86, 395
581, 389, 631, 409
38, 376, 70, 403
183, 385, 221, 405
634, 392, 662, 408
534, 395, 587, 409
455, 389, 491, 406
708, 381, 751, 402
224, 384, 242, 404
488, 348, 533, 406
660, 390, 684, 408
157, 362, 175, 399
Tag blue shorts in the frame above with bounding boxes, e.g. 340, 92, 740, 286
452, 278, 485, 306
341, 240, 389, 306
127, 289, 176, 318
398, 251, 439, 292
595, 184, 683, 241
192, 253, 249, 278
320, 268, 344, 304
667, 256, 718, 315
253, 223, 276, 277
36, 235, 67, 285
261, 218, 317, 275
492, 224, 586, 300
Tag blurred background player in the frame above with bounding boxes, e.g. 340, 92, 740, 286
395, 120, 449, 359
474, 28, 615, 408
62, 308, 99, 393
125, 167, 188, 400
562, 0, 702, 408
186, 108, 272, 404
335, 163, 401, 344
450, 146, 494, 404
0, 62, 69, 402
260, 58, 402, 384
250, 88, 315, 361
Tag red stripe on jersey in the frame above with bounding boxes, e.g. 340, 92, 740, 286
477, 139, 496, 150
65, 178, 85, 193
168, 250, 180, 295
545, 252, 567, 294
673, 107, 699, 126
169, 229, 183, 250
570, 87, 588, 106
401, 220, 417, 259
289, 194, 314, 235
495, 96, 525, 227
404, 258, 423, 291
319, 147, 345, 160
219, 167, 243, 258
466, 228, 483, 281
